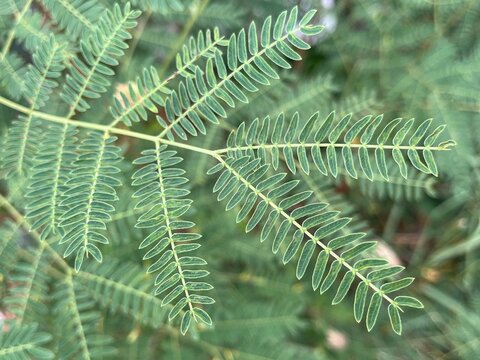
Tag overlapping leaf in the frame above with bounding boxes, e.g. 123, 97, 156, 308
77, 260, 170, 328
43, 0, 105, 39
53, 279, 116, 359
25, 125, 78, 240
3, 248, 49, 324
0, 52, 26, 100
129, 0, 184, 13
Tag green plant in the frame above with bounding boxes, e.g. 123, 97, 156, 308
0, 1, 461, 358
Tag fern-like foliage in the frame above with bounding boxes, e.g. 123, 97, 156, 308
0, 0, 461, 346
42, 0, 105, 39
0, 0, 17, 16
53, 279, 116, 359
15, 10, 50, 52
351, 162, 438, 201
208, 155, 424, 333
76, 260, 170, 328
110, 28, 226, 126
2, 35, 65, 177
132, 144, 213, 334
0, 323, 54, 359
58, 132, 122, 271
25, 125, 78, 240
152, 7, 323, 140
4, 248, 49, 324
220, 111, 455, 180
0, 52, 25, 99
0, 221, 19, 273
61, 3, 140, 114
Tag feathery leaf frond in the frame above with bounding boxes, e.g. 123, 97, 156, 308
219, 111, 455, 180
0, 0, 461, 344
42, 0, 105, 39
0, 323, 54, 360
129, 0, 184, 13
4, 247, 49, 324
0, 220, 19, 272
157, 7, 324, 140
76, 260, 170, 328
60, 3, 140, 115
208, 156, 423, 333
15, 10, 50, 51
132, 143, 213, 334
0, 53, 25, 99
352, 162, 438, 201
53, 278, 116, 359
25, 125, 78, 240
58, 132, 122, 271
110, 28, 226, 127
2, 35, 65, 177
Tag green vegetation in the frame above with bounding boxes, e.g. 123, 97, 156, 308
0, 1, 476, 359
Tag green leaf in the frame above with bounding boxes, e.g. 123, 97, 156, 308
395, 296, 424, 308
320, 260, 341, 294
180, 310, 192, 335
329, 113, 352, 142
332, 271, 355, 305
314, 218, 350, 239
354, 282, 368, 322
367, 265, 405, 281
327, 145, 337, 177
328, 232, 365, 250
194, 307, 213, 326
366, 292, 382, 331
296, 240, 316, 279
312, 250, 328, 291
388, 304, 402, 335
381, 277, 415, 294
283, 229, 303, 264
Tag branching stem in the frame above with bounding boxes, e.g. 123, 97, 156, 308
0, 95, 216, 156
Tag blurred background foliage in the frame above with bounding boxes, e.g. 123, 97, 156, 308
1, 0, 479, 359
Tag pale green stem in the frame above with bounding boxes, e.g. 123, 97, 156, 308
215, 142, 452, 154
0, 95, 216, 156
154, 140, 194, 314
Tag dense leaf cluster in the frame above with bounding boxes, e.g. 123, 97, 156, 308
0, 1, 469, 359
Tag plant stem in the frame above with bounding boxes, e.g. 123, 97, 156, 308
215, 142, 452, 154
0, 95, 216, 156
